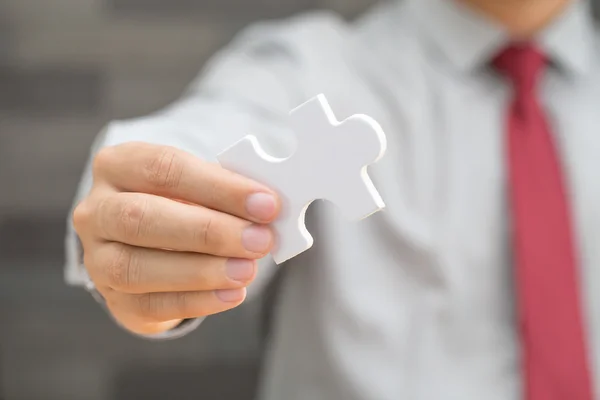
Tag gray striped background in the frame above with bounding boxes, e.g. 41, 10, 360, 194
0, 1, 598, 399
0, 0, 374, 224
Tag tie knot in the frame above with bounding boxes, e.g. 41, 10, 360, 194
492, 43, 547, 91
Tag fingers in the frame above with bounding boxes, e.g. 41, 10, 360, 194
75, 142, 279, 336
92, 192, 274, 258
87, 242, 257, 294
93, 142, 280, 224
105, 288, 247, 326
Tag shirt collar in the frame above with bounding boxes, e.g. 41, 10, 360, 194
409, 0, 595, 77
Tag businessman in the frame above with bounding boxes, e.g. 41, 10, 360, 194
66, 0, 600, 398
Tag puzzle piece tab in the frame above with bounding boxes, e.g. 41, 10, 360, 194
218, 94, 387, 264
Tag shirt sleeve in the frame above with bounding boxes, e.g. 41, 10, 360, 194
63, 16, 322, 340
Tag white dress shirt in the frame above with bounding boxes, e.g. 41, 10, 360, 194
65, 0, 600, 398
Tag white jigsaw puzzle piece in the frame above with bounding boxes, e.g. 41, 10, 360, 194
217, 94, 387, 264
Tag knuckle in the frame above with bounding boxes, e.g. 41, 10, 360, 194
92, 146, 117, 177
171, 292, 187, 315
173, 291, 204, 319
136, 294, 167, 322
113, 195, 150, 241
95, 196, 114, 237
105, 244, 138, 290
201, 216, 214, 247
135, 294, 156, 321
202, 175, 221, 206
193, 215, 222, 253
72, 200, 91, 233
144, 147, 184, 190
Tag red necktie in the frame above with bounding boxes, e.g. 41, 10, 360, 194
494, 44, 594, 399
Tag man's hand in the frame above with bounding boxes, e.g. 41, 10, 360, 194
72, 142, 280, 335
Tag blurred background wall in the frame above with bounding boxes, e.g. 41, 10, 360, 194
1, 0, 599, 399
0, 1, 375, 399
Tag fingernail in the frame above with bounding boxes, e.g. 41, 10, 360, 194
226, 259, 256, 282
242, 225, 272, 253
216, 288, 246, 303
246, 192, 277, 221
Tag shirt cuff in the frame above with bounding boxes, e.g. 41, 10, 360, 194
139, 317, 205, 341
